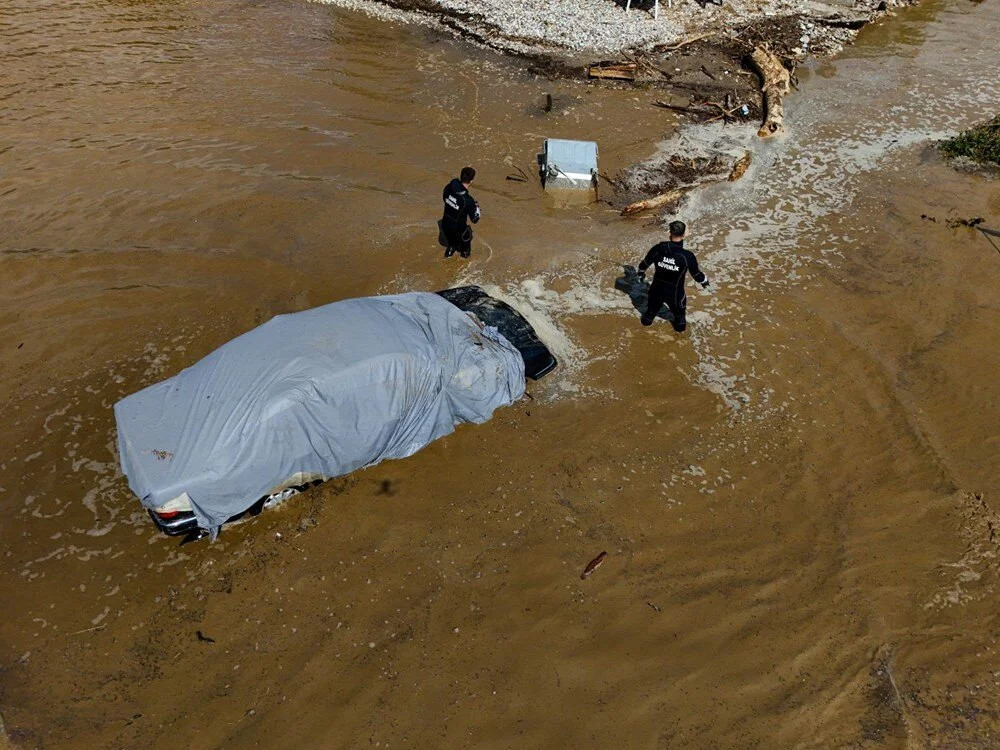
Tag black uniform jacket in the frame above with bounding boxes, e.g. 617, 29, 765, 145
637, 240, 707, 289
441, 178, 480, 229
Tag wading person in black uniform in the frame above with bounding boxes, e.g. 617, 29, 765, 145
440, 166, 481, 258
636, 220, 709, 332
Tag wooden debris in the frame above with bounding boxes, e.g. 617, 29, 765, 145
818, 10, 872, 29
505, 165, 531, 182
948, 216, 985, 229
704, 101, 749, 123
652, 100, 714, 117
749, 45, 791, 138
728, 152, 752, 181
599, 171, 626, 192
588, 62, 638, 81
621, 188, 687, 217
706, 107, 741, 123
581, 551, 608, 580
659, 80, 748, 97
70, 624, 106, 636
699, 64, 717, 81
649, 31, 716, 54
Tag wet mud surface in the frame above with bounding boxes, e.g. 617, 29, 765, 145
2, 0, 1000, 747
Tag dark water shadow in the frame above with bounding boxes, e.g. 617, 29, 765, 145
614, 265, 673, 321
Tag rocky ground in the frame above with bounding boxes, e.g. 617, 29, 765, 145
313, 0, 906, 61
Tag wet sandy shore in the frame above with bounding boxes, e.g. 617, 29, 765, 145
2, 0, 999, 747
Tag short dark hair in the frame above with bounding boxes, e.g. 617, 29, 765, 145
460, 166, 476, 183
669, 220, 686, 237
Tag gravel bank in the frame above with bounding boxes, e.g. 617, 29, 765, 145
312, 0, 904, 59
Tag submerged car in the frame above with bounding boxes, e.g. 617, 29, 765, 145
114, 287, 556, 539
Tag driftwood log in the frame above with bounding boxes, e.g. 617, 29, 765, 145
621, 188, 687, 217
748, 46, 790, 138
588, 62, 637, 81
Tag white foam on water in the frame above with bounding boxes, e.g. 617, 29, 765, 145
43, 404, 70, 435
90, 606, 110, 626
453, 257, 648, 397
477, 279, 587, 371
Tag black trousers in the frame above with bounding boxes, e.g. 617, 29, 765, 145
440, 220, 473, 257
641, 281, 686, 331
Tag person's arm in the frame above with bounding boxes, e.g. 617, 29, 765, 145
687, 251, 709, 288
467, 193, 481, 224
636, 245, 659, 278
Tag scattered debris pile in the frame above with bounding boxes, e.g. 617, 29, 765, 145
651, 97, 760, 125
584, 24, 804, 216
603, 125, 753, 216
583, 24, 799, 141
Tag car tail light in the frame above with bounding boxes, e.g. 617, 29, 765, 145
155, 510, 180, 519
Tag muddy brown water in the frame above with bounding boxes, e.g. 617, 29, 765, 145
2, 0, 999, 747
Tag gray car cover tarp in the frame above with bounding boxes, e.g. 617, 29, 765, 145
115, 292, 525, 533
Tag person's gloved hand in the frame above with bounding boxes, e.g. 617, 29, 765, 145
636, 268, 646, 281
701, 280, 710, 289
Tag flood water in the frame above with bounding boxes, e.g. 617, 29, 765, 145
2, 0, 999, 746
